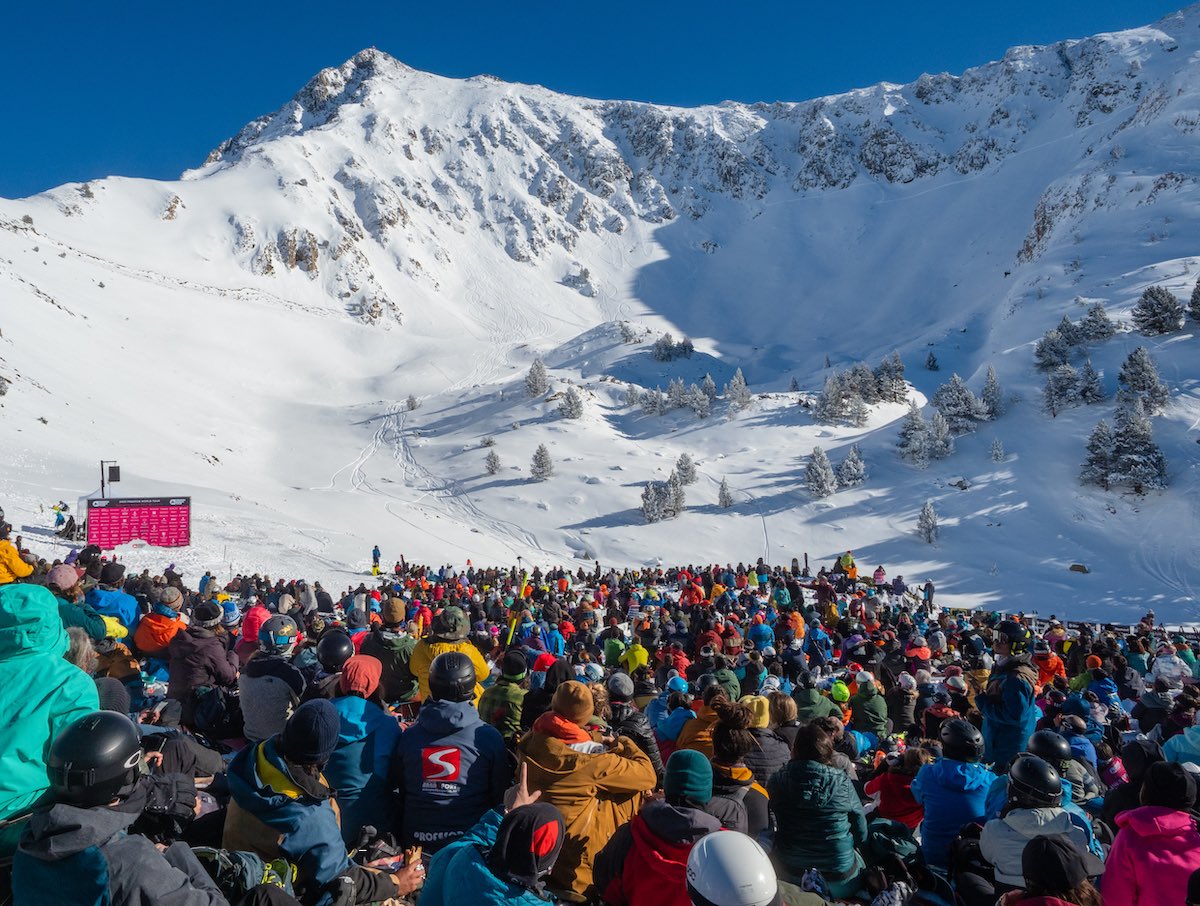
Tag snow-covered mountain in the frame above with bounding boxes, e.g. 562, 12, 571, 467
2, 7, 1199, 619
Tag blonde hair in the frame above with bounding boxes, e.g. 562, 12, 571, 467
768, 691, 798, 726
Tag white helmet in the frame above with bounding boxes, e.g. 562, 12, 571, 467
686, 832, 780, 906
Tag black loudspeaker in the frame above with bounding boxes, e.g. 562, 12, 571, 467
107, 466, 121, 483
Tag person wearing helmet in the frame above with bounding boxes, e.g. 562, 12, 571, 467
239, 614, 306, 744
910, 718, 993, 870
389, 651, 509, 853
12, 711, 246, 906
301, 630, 357, 703
791, 671, 842, 723
686, 829, 830, 906
977, 621, 1040, 768
410, 606, 491, 704
979, 755, 1097, 891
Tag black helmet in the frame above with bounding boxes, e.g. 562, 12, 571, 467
316, 631, 355, 672
429, 651, 477, 702
940, 718, 984, 763
1027, 730, 1072, 770
48, 711, 142, 807
995, 621, 1031, 654
696, 673, 720, 695
796, 671, 816, 690
259, 614, 299, 654
1007, 754, 1062, 808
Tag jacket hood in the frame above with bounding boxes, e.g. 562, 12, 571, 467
999, 807, 1075, 837
332, 694, 389, 745
1140, 691, 1173, 709
417, 698, 483, 735
518, 728, 600, 776
640, 799, 721, 844
0, 584, 69, 660
19, 803, 136, 860
1116, 804, 1198, 838
929, 758, 993, 793
228, 738, 330, 818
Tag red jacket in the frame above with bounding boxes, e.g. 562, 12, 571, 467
865, 770, 924, 829
599, 803, 720, 906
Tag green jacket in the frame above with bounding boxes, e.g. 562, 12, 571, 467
359, 627, 418, 703
478, 678, 526, 741
850, 683, 888, 736
0, 583, 100, 855
714, 667, 741, 702
768, 758, 867, 882
792, 687, 842, 723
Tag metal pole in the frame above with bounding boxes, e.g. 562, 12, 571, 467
100, 461, 106, 498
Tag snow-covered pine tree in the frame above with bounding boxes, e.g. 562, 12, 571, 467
925, 352, 940, 371
640, 481, 666, 523
1190, 277, 1200, 324
789, 376, 800, 393
981, 364, 1004, 419
1043, 364, 1080, 418
1078, 359, 1104, 404
931, 374, 989, 433
525, 358, 549, 396
530, 445, 554, 480
990, 438, 1005, 462
725, 368, 752, 411
848, 397, 870, 428
928, 410, 955, 460
1034, 329, 1072, 370
1080, 420, 1114, 490
676, 453, 698, 485
813, 373, 852, 425
897, 402, 930, 467
665, 470, 686, 517
845, 363, 881, 404
824, 354, 832, 369
1131, 286, 1185, 336
642, 387, 667, 416
1111, 398, 1167, 493
1078, 301, 1116, 342
624, 383, 642, 408
701, 374, 717, 401
917, 500, 939, 544
836, 444, 867, 488
652, 332, 677, 361
558, 386, 584, 419
805, 446, 838, 498
873, 351, 907, 403
618, 321, 637, 343
687, 384, 711, 418
718, 477, 734, 508
484, 450, 501, 475
1056, 315, 1082, 349
677, 337, 695, 358
667, 377, 687, 409
1117, 347, 1169, 414
406, 394, 420, 411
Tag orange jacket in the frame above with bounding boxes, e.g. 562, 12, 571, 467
1033, 652, 1067, 691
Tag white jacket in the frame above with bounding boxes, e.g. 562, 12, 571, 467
980, 808, 1093, 887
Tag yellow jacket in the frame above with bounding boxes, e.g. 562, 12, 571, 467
0, 541, 33, 585
410, 637, 490, 703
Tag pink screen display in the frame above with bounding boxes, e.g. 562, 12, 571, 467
87, 497, 191, 549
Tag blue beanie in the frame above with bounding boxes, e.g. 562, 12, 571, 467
279, 699, 340, 765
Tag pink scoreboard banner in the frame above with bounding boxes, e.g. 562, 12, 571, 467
86, 497, 191, 549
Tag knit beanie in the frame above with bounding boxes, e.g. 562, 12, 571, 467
383, 597, 407, 625
740, 695, 771, 729
159, 586, 183, 610
279, 699, 340, 766
94, 677, 132, 715
1142, 761, 1197, 810
606, 672, 635, 702
664, 749, 714, 805
346, 608, 368, 629
502, 650, 529, 682
551, 680, 594, 725
339, 655, 383, 698
193, 600, 222, 628
487, 802, 565, 896
1086, 655, 1103, 670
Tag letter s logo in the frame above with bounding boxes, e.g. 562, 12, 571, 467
421, 746, 461, 782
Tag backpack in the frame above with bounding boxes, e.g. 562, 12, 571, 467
192, 684, 244, 739
192, 848, 295, 899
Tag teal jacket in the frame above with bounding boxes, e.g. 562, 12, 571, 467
769, 759, 867, 882
422, 809, 553, 906
0, 583, 99, 855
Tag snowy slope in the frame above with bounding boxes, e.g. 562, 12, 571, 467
1, 8, 1199, 620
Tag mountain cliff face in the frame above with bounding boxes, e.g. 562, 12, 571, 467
0, 8, 1198, 618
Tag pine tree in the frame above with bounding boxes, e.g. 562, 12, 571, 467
814, 373, 852, 425
990, 438, 1005, 463
928, 410, 955, 460
805, 446, 838, 498
652, 332, 677, 362
1034, 329, 1072, 370
836, 444, 867, 488
484, 450, 501, 475
530, 444, 553, 480
917, 500, 939, 544
824, 354, 832, 369
624, 383, 642, 409
1117, 347, 1169, 414
667, 377, 687, 409
665, 470, 686, 517
1078, 301, 1116, 342
1131, 286, 1185, 336
525, 358, 549, 396
677, 336, 695, 358
701, 374, 717, 401
931, 374, 989, 433
725, 368, 752, 411
1056, 315, 1082, 349
925, 351, 940, 371
845, 362, 881, 404
981, 364, 1004, 419
558, 386, 584, 419
1111, 398, 1167, 493
676, 453, 698, 485
642, 387, 667, 416
718, 477, 734, 508
1078, 359, 1104, 404
618, 321, 637, 343
406, 394, 420, 411
1080, 420, 1114, 490
848, 397, 870, 428
1043, 364, 1080, 418
687, 384, 711, 418
641, 481, 667, 523
873, 351, 907, 403
1190, 277, 1200, 324
897, 402, 930, 468
789, 375, 800, 393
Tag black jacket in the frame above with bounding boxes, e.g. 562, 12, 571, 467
610, 701, 665, 781
743, 728, 792, 789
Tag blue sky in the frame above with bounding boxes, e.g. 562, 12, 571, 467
2, 1, 1184, 198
